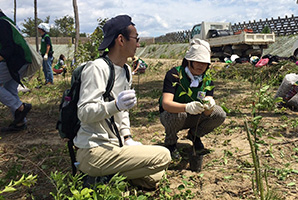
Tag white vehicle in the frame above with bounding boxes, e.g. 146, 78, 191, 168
190, 22, 275, 60
292, 40, 298, 58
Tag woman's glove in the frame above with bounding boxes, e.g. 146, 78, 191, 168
185, 101, 204, 115
116, 90, 137, 111
203, 96, 216, 111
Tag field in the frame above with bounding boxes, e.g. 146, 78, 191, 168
0, 58, 298, 199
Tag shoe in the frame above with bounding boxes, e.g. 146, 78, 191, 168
165, 144, 181, 160
1, 123, 27, 133
193, 137, 204, 150
165, 144, 177, 152
83, 174, 114, 188
186, 130, 195, 140
187, 130, 210, 154
44, 82, 53, 85
13, 103, 32, 125
187, 130, 204, 150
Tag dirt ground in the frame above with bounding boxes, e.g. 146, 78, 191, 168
0, 58, 298, 199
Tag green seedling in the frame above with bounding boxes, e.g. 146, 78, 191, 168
0, 174, 37, 196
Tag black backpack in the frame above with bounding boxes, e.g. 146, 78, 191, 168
56, 55, 130, 175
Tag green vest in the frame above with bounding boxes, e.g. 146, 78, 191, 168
159, 66, 212, 109
0, 16, 31, 63
173, 66, 211, 103
40, 34, 53, 56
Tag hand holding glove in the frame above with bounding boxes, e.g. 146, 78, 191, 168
124, 138, 142, 146
185, 101, 204, 115
116, 90, 137, 111
203, 96, 216, 111
43, 54, 48, 60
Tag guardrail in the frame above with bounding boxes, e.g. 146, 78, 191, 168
155, 15, 298, 43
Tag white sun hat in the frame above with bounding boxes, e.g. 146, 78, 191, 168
185, 38, 211, 64
38, 23, 50, 32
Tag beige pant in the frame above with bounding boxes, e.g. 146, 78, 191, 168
76, 143, 171, 189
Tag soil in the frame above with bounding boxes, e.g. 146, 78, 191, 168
0, 58, 298, 199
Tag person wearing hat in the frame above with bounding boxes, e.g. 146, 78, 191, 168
159, 38, 226, 159
132, 56, 147, 75
38, 23, 54, 85
73, 14, 171, 189
0, 10, 32, 132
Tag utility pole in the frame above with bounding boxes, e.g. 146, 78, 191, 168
14, 0, 16, 23
34, 0, 38, 52
73, 0, 80, 62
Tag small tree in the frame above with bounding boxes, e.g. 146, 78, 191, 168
22, 16, 49, 37
22, 17, 42, 37
74, 17, 107, 65
261, 25, 271, 34
54, 15, 75, 37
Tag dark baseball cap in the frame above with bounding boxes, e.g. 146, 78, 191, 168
98, 15, 135, 51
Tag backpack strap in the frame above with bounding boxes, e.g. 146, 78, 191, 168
124, 64, 130, 82
101, 56, 115, 102
100, 55, 125, 147
68, 140, 77, 176
68, 63, 87, 100
101, 57, 131, 100
101, 50, 130, 83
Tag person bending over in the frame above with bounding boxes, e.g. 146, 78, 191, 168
159, 38, 226, 159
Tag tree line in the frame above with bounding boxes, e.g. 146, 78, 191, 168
11, 0, 111, 62
21, 15, 86, 38
12, 0, 84, 59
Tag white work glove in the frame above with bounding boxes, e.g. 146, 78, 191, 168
132, 71, 135, 75
185, 101, 204, 115
203, 96, 216, 111
124, 138, 142, 146
116, 90, 137, 111
43, 54, 48, 60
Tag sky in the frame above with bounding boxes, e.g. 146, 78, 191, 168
1, 0, 298, 37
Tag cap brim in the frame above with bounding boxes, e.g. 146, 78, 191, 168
98, 35, 114, 51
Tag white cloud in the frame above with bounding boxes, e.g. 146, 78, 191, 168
1, 0, 297, 37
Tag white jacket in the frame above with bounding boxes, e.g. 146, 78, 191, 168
73, 58, 132, 148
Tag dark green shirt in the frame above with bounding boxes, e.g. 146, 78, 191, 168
159, 66, 213, 112
40, 33, 53, 56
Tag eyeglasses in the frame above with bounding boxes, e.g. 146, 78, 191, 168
129, 36, 140, 43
